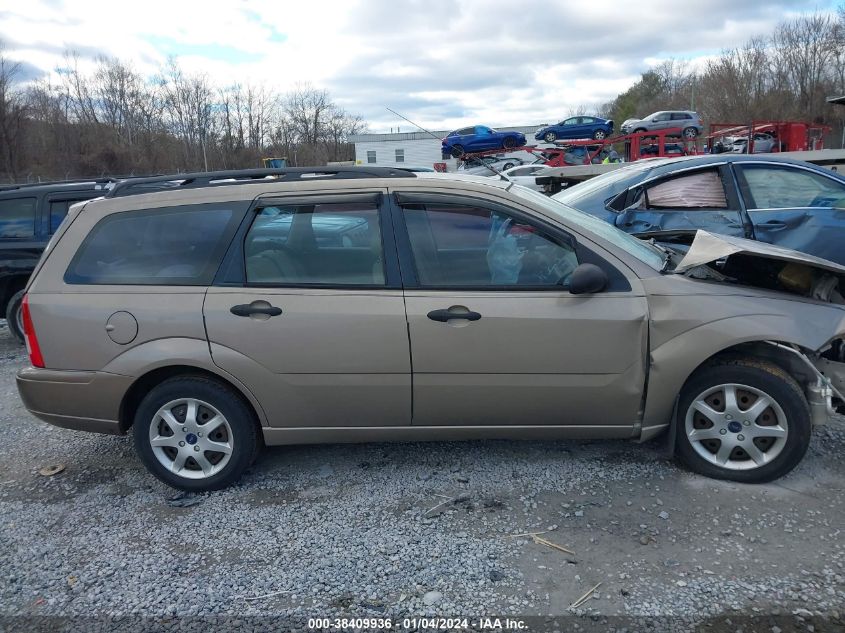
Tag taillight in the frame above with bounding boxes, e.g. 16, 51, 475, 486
21, 294, 44, 368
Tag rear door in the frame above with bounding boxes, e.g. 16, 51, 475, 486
734, 162, 845, 263
615, 165, 750, 239
390, 188, 648, 432
203, 190, 412, 428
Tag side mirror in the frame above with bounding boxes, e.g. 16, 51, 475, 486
569, 263, 608, 295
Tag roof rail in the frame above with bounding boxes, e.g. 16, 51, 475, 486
0, 177, 118, 194
105, 167, 416, 198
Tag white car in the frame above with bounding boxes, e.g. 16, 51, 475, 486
730, 133, 778, 154
494, 164, 554, 191
458, 157, 526, 176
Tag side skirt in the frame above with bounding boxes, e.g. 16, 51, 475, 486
262, 425, 636, 446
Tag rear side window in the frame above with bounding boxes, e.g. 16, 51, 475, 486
65, 204, 240, 285
49, 200, 71, 233
244, 201, 385, 286
0, 197, 36, 238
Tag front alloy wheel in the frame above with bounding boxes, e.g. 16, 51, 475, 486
593, 129, 607, 140
544, 132, 557, 143
676, 358, 811, 483
685, 384, 788, 470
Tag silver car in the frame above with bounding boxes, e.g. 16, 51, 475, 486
621, 111, 704, 139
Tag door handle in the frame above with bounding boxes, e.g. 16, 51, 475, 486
758, 220, 788, 229
230, 303, 283, 317
427, 308, 482, 323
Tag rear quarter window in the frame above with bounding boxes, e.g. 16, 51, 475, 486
65, 204, 242, 285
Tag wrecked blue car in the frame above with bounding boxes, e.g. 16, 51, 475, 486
552, 155, 845, 264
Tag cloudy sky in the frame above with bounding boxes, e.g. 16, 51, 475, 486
0, 0, 839, 132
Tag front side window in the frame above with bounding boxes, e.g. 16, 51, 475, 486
637, 169, 728, 209
0, 197, 36, 238
563, 118, 580, 126
738, 165, 845, 210
653, 113, 671, 122
245, 200, 384, 286
402, 201, 578, 287
66, 205, 238, 285
366, 150, 376, 164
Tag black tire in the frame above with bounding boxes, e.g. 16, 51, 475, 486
133, 375, 261, 491
593, 129, 607, 140
502, 162, 515, 170
633, 128, 647, 134
503, 136, 518, 149
682, 126, 698, 139
450, 145, 465, 158
6, 289, 25, 345
544, 132, 557, 143
675, 357, 811, 483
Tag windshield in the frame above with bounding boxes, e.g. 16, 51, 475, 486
509, 186, 667, 270
552, 162, 657, 206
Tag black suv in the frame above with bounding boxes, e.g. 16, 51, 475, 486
0, 178, 114, 342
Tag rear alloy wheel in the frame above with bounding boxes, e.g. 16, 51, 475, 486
6, 289, 25, 345
683, 126, 698, 139
544, 132, 557, 143
676, 359, 810, 483
133, 376, 260, 491
593, 129, 607, 140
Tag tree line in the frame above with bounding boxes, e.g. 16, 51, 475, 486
600, 8, 845, 145
0, 51, 367, 183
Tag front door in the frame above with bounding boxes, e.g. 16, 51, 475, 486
391, 191, 649, 432
204, 191, 411, 428
615, 165, 750, 240
734, 162, 845, 264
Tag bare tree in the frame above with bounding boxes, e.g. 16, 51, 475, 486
0, 47, 28, 181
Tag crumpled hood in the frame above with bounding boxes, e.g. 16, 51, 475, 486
675, 230, 845, 276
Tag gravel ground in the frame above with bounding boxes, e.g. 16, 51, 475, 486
1, 324, 845, 632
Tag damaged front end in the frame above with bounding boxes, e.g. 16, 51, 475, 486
670, 231, 845, 423
672, 230, 845, 306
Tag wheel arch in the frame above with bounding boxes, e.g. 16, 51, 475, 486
642, 313, 831, 438
118, 364, 267, 434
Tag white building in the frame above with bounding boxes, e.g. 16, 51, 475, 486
349, 125, 545, 171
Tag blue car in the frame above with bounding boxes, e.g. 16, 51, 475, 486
534, 116, 614, 143
552, 154, 845, 265
441, 125, 526, 157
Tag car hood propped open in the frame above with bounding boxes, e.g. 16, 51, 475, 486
676, 230, 845, 276
675, 230, 845, 305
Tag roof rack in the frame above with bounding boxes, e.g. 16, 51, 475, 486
105, 167, 416, 198
0, 177, 118, 194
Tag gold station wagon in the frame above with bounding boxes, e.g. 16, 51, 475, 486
15, 167, 845, 490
